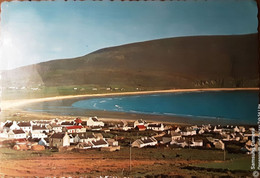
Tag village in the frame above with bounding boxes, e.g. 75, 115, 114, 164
0, 116, 256, 154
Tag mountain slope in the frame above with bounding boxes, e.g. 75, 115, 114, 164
2, 34, 259, 90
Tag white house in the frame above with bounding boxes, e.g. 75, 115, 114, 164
171, 132, 182, 141
191, 139, 203, 147
32, 125, 49, 133
147, 123, 165, 131
181, 128, 196, 136
87, 117, 104, 127
49, 124, 63, 133
30, 131, 48, 139
8, 129, 26, 139
132, 137, 157, 148
3, 121, 20, 132
63, 126, 86, 133
213, 125, 222, 133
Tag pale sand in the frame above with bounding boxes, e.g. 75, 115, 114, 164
1, 87, 259, 110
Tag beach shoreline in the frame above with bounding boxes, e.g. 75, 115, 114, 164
1, 87, 258, 110
1, 87, 258, 125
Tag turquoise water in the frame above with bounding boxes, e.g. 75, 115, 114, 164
72, 91, 259, 124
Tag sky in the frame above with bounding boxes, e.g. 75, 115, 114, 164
0, 0, 258, 70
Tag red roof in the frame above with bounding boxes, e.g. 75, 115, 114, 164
75, 118, 82, 124
137, 125, 146, 129
66, 126, 83, 130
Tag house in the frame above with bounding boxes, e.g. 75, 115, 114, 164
18, 122, 32, 133
8, 129, 26, 139
154, 136, 163, 144
76, 142, 93, 149
118, 120, 129, 131
73, 133, 96, 143
3, 121, 20, 132
136, 125, 146, 131
87, 117, 104, 127
132, 137, 157, 148
91, 139, 109, 148
171, 131, 182, 140
147, 123, 165, 131
107, 138, 119, 146
32, 125, 49, 133
134, 119, 147, 128
213, 125, 222, 133
30, 131, 48, 139
48, 124, 63, 133
162, 134, 172, 144
181, 128, 196, 136
63, 125, 86, 133
50, 132, 70, 147
213, 140, 225, 150
170, 139, 187, 148
33, 121, 51, 127
190, 138, 203, 147
174, 127, 181, 133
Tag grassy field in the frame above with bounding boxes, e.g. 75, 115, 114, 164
195, 155, 254, 171
0, 146, 252, 177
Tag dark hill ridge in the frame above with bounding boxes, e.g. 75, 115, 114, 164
2, 34, 259, 89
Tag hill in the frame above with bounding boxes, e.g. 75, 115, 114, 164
2, 34, 259, 92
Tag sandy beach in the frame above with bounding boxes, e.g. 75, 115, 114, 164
1, 87, 258, 125
1, 87, 258, 110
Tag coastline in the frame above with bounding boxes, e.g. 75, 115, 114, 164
1, 87, 258, 125
1, 87, 258, 110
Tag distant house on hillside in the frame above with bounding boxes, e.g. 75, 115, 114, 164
50, 132, 70, 147
87, 117, 104, 127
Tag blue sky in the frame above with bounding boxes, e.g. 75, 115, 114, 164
0, 0, 258, 70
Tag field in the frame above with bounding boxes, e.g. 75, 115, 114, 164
0, 146, 252, 177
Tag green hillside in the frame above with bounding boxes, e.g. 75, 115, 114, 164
2, 34, 259, 98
